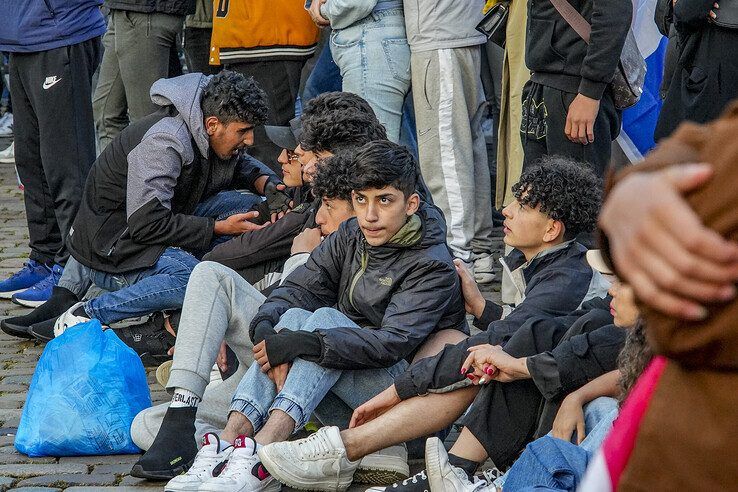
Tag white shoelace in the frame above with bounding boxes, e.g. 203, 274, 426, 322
391, 470, 428, 488
296, 429, 334, 459
186, 446, 228, 479
218, 447, 259, 480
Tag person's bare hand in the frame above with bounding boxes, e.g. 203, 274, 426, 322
309, 0, 330, 26
291, 227, 323, 255
710, 2, 719, 20
599, 163, 738, 320
253, 340, 272, 371
350, 385, 400, 428
214, 211, 268, 235
565, 94, 600, 144
216, 341, 228, 373
461, 344, 529, 383
267, 364, 291, 392
453, 259, 486, 318
551, 392, 586, 444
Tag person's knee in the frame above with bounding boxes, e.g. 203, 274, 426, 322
276, 308, 313, 332
412, 329, 469, 362
130, 404, 167, 451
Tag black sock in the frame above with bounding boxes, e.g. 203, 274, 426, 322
448, 454, 479, 481
132, 406, 198, 479
3, 286, 79, 327
72, 305, 89, 318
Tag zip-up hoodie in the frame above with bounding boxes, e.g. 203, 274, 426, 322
526, 0, 632, 100
402, 0, 487, 52
68, 73, 274, 273
249, 202, 469, 370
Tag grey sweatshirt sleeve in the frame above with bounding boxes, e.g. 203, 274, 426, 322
126, 132, 214, 250
321, 0, 378, 29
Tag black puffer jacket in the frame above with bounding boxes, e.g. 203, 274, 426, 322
104, 0, 195, 15
250, 202, 469, 370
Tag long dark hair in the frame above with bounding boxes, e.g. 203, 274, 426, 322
617, 319, 653, 403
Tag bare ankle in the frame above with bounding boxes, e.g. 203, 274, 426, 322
340, 430, 362, 462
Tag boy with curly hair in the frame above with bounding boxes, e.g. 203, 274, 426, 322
256, 155, 611, 492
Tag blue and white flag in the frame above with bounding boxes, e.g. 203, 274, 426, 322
617, 0, 668, 162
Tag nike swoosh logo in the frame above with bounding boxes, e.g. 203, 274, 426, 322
43, 77, 61, 90
418, 128, 432, 136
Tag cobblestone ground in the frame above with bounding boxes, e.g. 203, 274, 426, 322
0, 135, 503, 491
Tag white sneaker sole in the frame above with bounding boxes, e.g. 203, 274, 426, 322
258, 448, 353, 492
0, 157, 14, 164
0, 289, 26, 299
425, 438, 450, 492
11, 297, 46, 308
197, 479, 281, 492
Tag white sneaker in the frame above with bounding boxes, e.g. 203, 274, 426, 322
473, 253, 496, 285
354, 444, 410, 485
258, 426, 359, 491
0, 113, 12, 137
0, 142, 13, 164
53, 301, 91, 337
425, 438, 488, 492
199, 435, 280, 492
165, 433, 233, 491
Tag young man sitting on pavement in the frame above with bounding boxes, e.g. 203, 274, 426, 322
254, 157, 608, 491
134, 141, 468, 490
0, 71, 283, 340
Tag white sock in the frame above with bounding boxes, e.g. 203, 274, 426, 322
170, 388, 201, 408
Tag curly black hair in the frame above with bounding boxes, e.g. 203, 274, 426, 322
348, 140, 418, 197
200, 70, 269, 126
302, 91, 377, 119
300, 108, 387, 154
311, 153, 354, 204
511, 156, 602, 239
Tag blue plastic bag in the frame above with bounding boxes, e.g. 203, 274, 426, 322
15, 320, 152, 457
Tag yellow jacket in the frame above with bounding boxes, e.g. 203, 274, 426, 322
210, 0, 320, 65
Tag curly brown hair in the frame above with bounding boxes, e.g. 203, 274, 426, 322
617, 319, 653, 403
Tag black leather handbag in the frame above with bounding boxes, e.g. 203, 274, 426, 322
476, 2, 510, 48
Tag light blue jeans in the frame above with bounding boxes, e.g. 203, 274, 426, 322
329, 8, 411, 142
494, 397, 619, 491
230, 307, 408, 433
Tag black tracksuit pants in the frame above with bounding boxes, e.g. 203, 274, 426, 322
9, 36, 102, 265
520, 81, 620, 179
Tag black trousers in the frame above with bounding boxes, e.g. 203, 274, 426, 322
184, 27, 220, 75
227, 59, 305, 173
520, 81, 620, 179
9, 36, 103, 265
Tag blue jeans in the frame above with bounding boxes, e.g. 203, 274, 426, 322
498, 397, 619, 491
193, 189, 263, 252
329, 8, 411, 142
230, 307, 408, 432
302, 37, 342, 105
59, 247, 200, 325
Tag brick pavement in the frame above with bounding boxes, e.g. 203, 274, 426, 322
0, 135, 503, 491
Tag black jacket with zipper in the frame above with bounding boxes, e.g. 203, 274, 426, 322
526, 0, 632, 100
103, 0, 195, 15
249, 202, 469, 370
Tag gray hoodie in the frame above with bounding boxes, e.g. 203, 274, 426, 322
403, 0, 487, 52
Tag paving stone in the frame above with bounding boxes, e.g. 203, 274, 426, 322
90, 464, 135, 475
0, 454, 55, 465
66, 488, 164, 492
15, 475, 117, 487
0, 477, 14, 491
59, 455, 141, 466
117, 476, 164, 487
8, 488, 62, 492
0, 464, 88, 477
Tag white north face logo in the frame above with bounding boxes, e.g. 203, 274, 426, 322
42, 76, 61, 90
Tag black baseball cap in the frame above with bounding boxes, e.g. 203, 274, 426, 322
264, 116, 302, 150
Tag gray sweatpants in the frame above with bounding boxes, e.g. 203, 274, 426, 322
412, 45, 494, 262
131, 261, 264, 450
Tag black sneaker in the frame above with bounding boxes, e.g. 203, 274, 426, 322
113, 312, 175, 366
29, 317, 56, 342
366, 470, 431, 491
1, 286, 78, 339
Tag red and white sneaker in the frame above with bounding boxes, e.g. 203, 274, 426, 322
199, 435, 280, 492
164, 433, 233, 491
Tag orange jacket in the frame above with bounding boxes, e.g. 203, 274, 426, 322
210, 0, 320, 65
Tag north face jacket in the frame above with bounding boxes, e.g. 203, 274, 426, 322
249, 202, 469, 370
68, 73, 274, 273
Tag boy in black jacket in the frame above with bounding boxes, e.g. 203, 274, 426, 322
136, 141, 468, 489
521, 0, 632, 177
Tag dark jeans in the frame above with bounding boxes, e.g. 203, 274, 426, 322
228, 60, 305, 173
184, 27, 220, 75
520, 81, 620, 179
9, 37, 103, 265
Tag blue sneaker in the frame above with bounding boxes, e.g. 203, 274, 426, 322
11, 264, 63, 308
0, 260, 52, 299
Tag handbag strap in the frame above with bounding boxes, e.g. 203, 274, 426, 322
549, 0, 591, 44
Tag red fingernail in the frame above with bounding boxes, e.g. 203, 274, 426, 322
461, 368, 467, 375
485, 367, 493, 375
